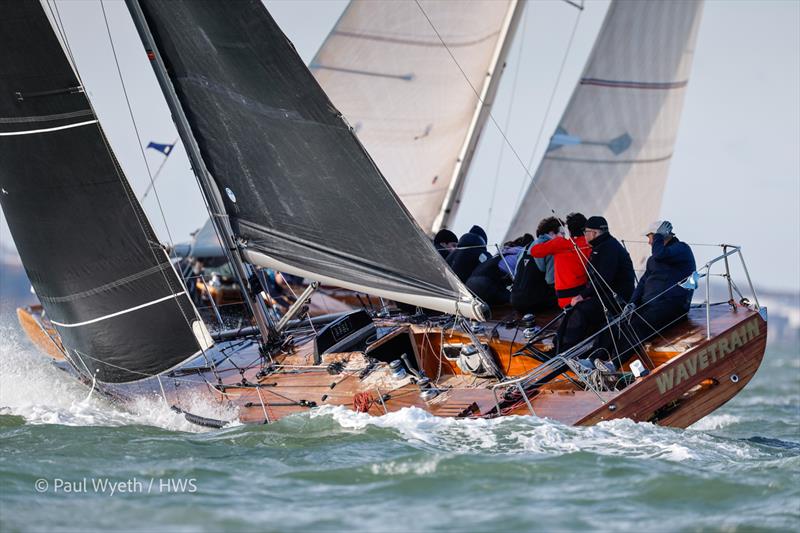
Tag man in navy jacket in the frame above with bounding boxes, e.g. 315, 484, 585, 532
615, 220, 696, 366
557, 216, 635, 353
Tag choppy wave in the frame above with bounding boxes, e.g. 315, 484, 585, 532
689, 413, 743, 431
1, 320, 798, 532
309, 405, 791, 468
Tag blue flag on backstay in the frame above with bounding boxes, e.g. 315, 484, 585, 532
146, 141, 174, 156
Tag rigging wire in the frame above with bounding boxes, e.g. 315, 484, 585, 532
46, 0, 177, 271
413, 1, 671, 367
485, 5, 530, 232
44, 0, 216, 375
95, 0, 216, 370
98, 0, 177, 251
513, 4, 584, 215
412, 0, 560, 220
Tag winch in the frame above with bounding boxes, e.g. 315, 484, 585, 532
456, 343, 496, 378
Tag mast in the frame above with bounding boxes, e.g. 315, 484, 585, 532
124, 0, 275, 343
431, 0, 526, 233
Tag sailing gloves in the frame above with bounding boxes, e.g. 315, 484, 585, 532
656, 220, 673, 237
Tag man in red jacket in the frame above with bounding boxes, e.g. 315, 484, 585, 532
529, 212, 591, 308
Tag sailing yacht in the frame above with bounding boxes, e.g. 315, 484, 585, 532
5, 0, 766, 428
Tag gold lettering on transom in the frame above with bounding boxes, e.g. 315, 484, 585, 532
656, 369, 675, 394
685, 354, 698, 376
718, 338, 730, 358
729, 329, 743, 350
654, 318, 762, 396
676, 364, 689, 386
698, 350, 709, 370
745, 320, 759, 341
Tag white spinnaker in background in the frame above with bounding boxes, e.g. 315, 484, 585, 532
506, 0, 704, 268
311, 0, 521, 234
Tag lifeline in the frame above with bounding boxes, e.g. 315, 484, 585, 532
655, 318, 760, 395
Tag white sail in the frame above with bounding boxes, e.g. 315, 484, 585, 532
311, 0, 522, 234
506, 0, 704, 267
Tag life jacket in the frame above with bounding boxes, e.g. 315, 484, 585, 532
511, 248, 556, 313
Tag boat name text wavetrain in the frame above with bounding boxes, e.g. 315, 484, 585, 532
656, 318, 760, 394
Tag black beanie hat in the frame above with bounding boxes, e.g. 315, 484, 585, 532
468, 225, 488, 244
433, 229, 458, 247
566, 212, 587, 236
585, 216, 608, 231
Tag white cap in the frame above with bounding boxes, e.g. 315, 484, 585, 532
644, 220, 663, 237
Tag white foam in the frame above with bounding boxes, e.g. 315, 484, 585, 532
313, 405, 506, 451
0, 325, 236, 432
370, 458, 440, 476
689, 414, 742, 431
313, 405, 769, 464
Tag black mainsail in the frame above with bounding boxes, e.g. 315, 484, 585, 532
0, 0, 208, 383
127, 0, 486, 320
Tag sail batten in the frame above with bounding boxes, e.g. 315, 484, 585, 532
0, 0, 205, 383
506, 0, 704, 268
131, 0, 485, 320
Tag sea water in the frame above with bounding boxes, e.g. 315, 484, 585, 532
0, 323, 797, 532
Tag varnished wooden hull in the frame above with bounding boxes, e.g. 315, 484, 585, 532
576, 312, 766, 428
16, 302, 767, 429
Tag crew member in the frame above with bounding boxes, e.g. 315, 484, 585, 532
498, 234, 534, 279
466, 254, 511, 305
433, 229, 458, 260
531, 217, 561, 287
511, 220, 559, 313
529, 212, 591, 308
468, 225, 488, 245
557, 216, 635, 353
615, 220, 696, 365
446, 231, 491, 282
466, 235, 532, 306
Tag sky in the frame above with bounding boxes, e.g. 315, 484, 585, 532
1, 0, 798, 293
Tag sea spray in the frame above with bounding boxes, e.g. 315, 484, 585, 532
0, 325, 235, 432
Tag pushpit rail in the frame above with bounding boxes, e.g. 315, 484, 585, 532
696, 244, 760, 339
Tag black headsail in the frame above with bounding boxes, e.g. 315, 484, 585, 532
126, 0, 486, 320
0, 0, 208, 383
